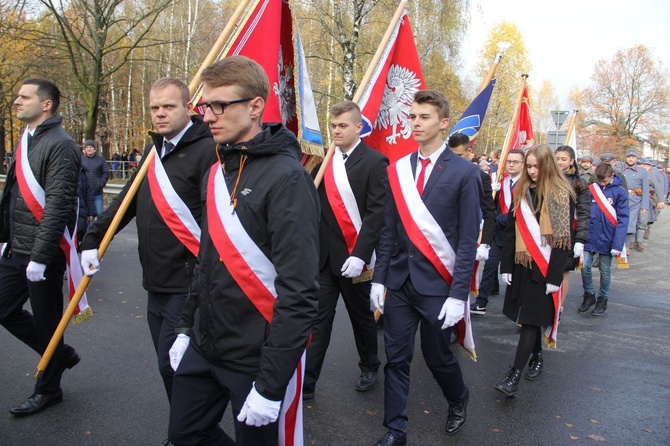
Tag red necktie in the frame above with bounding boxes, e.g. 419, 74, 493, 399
416, 158, 431, 196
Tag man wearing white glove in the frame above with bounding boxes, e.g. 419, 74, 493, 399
167, 58, 319, 446
371, 91, 480, 445
579, 163, 629, 316
304, 101, 387, 400
1, 78, 81, 417
79, 77, 217, 406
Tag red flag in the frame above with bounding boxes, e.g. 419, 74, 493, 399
358, 10, 426, 163
191, 0, 323, 170
508, 86, 534, 152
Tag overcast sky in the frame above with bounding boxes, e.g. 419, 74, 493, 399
460, 0, 670, 108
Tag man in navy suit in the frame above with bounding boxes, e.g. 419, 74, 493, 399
370, 90, 481, 446
304, 101, 387, 399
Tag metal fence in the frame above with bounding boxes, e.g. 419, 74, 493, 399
2, 158, 139, 181
0, 174, 124, 196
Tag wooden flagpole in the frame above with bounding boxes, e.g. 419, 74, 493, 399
188, 0, 254, 97
313, 0, 408, 189
563, 109, 578, 146
35, 1, 255, 378
478, 42, 509, 93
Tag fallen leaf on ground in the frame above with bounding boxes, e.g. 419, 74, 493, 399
569, 435, 579, 440
565, 423, 574, 428
586, 434, 606, 442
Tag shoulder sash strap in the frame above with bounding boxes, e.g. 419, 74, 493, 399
589, 183, 617, 227
146, 147, 201, 256
15, 128, 91, 323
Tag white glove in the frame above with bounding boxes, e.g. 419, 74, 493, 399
476, 244, 490, 261
491, 182, 501, 191
610, 249, 621, 256
26, 261, 47, 282
502, 273, 512, 285
341, 256, 366, 278
437, 297, 464, 329
370, 282, 385, 314
546, 284, 560, 295
169, 334, 190, 371
573, 242, 584, 258
80, 249, 100, 276
237, 383, 281, 427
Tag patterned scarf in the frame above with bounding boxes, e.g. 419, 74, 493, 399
515, 187, 572, 268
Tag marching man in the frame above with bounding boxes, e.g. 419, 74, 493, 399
166, 56, 319, 446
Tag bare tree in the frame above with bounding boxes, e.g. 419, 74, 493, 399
581, 45, 670, 154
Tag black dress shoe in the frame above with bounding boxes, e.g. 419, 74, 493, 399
10, 389, 63, 417
355, 370, 377, 392
373, 431, 406, 446
525, 352, 543, 380
64, 351, 81, 370
445, 392, 468, 435
494, 367, 521, 397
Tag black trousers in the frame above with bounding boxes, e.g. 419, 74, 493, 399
476, 241, 502, 305
383, 278, 468, 437
168, 346, 277, 446
147, 291, 187, 401
304, 266, 380, 393
0, 252, 69, 394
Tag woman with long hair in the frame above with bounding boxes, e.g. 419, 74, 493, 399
495, 144, 574, 396
555, 145, 590, 313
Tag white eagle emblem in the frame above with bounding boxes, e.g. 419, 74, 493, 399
375, 64, 421, 145
273, 45, 296, 125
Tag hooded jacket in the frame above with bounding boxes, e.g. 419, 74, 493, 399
0, 115, 80, 264
585, 175, 629, 254
177, 123, 320, 401
81, 151, 109, 195
80, 116, 217, 293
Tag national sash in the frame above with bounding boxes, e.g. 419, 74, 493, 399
15, 128, 92, 324
589, 183, 628, 268
516, 197, 562, 348
206, 163, 304, 446
387, 155, 476, 360
323, 146, 375, 282
498, 175, 513, 214
146, 147, 201, 256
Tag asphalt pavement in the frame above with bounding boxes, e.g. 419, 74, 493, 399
1, 211, 669, 446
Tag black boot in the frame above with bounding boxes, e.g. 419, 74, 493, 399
494, 367, 521, 397
525, 352, 543, 380
578, 292, 596, 313
592, 297, 608, 316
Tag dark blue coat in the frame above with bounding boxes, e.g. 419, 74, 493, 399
584, 175, 629, 254
373, 147, 481, 300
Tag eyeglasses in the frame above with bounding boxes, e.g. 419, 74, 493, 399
199, 98, 253, 115
506, 160, 522, 165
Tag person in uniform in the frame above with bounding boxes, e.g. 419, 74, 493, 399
370, 90, 481, 445
620, 148, 649, 251
80, 77, 217, 405
303, 101, 387, 400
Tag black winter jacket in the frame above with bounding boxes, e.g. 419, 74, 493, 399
81, 152, 109, 195
0, 116, 80, 264
80, 116, 217, 293
177, 123, 320, 401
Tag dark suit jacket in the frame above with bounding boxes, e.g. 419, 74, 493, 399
373, 146, 482, 300
315, 141, 389, 274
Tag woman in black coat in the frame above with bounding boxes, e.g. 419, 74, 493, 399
495, 144, 574, 397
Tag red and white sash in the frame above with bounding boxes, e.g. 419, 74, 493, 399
388, 154, 476, 360
206, 163, 304, 446
516, 197, 561, 348
146, 147, 200, 256
498, 174, 513, 214
323, 146, 375, 270
15, 128, 91, 323
469, 257, 485, 297
589, 183, 628, 264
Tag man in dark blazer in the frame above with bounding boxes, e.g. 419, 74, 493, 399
304, 101, 388, 399
370, 90, 481, 446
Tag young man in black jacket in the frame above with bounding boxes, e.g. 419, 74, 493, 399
0, 78, 81, 416
167, 56, 319, 446
80, 77, 217, 403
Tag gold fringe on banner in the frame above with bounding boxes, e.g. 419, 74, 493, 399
352, 268, 374, 284
70, 306, 93, 325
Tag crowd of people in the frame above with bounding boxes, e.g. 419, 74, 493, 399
0, 65, 668, 446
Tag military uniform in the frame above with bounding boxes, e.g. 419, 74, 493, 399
621, 149, 649, 249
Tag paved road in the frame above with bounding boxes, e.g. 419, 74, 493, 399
1, 212, 669, 445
